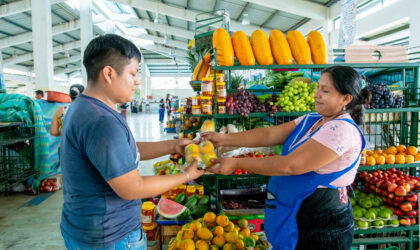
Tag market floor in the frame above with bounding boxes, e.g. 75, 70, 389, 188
0, 112, 173, 250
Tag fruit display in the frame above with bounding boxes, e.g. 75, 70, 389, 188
246, 70, 304, 89
276, 81, 317, 112
158, 193, 210, 221
361, 145, 419, 166
351, 189, 398, 229
232, 31, 255, 66
192, 53, 211, 81
184, 141, 217, 169
167, 213, 269, 250
251, 30, 273, 66
366, 84, 404, 109
357, 169, 419, 225
184, 116, 202, 130
269, 29, 293, 65
154, 159, 182, 176
306, 30, 328, 64
213, 28, 234, 66
231, 152, 275, 175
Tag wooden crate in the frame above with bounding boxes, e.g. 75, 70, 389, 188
160, 225, 182, 248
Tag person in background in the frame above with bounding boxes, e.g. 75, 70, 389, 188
166, 98, 172, 121
202, 66, 369, 250
119, 103, 129, 120
35, 90, 44, 100
59, 34, 203, 249
50, 84, 85, 136
158, 99, 165, 123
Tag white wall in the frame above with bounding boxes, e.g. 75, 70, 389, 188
151, 88, 195, 100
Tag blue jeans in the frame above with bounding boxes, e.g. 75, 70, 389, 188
158, 108, 165, 122
62, 229, 147, 250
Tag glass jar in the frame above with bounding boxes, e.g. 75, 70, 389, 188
142, 222, 158, 241
360, 150, 366, 166
209, 73, 224, 82
217, 98, 226, 114
192, 105, 201, 115
178, 184, 187, 194
197, 185, 204, 197
216, 82, 227, 98
186, 185, 196, 197
201, 96, 213, 115
192, 95, 201, 106
201, 77, 214, 97
141, 201, 155, 226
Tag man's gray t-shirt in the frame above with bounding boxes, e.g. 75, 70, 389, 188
60, 94, 141, 248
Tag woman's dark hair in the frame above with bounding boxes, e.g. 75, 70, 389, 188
322, 66, 371, 126
160, 99, 164, 102
69, 84, 85, 101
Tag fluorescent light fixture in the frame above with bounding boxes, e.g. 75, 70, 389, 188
241, 12, 250, 25
154, 13, 162, 24
163, 35, 169, 45
172, 57, 176, 64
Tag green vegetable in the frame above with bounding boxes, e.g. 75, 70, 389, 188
185, 197, 198, 209
186, 194, 199, 203
198, 195, 209, 205
176, 208, 191, 221
174, 193, 187, 205
191, 204, 208, 219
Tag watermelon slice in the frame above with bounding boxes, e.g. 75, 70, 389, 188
157, 198, 187, 219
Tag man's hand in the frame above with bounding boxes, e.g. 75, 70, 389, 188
200, 132, 226, 147
185, 160, 205, 180
206, 157, 238, 175
173, 138, 198, 155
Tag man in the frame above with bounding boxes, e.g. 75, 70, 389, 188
60, 34, 204, 249
35, 90, 44, 99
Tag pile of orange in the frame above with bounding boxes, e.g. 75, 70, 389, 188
365, 145, 419, 166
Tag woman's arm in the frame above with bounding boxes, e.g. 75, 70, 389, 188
208, 138, 340, 176
201, 120, 296, 148
50, 107, 64, 136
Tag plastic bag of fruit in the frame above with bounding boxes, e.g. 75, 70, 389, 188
184, 140, 217, 170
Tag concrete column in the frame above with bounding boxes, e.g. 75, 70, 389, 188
31, 0, 54, 90
146, 76, 152, 97
80, 0, 93, 85
140, 58, 147, 98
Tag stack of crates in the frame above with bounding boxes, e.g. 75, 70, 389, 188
0, 122, 35, 195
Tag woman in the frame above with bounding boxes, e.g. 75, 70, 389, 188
202, 66, 370, 250
166, 98, 172, 121
159, 99, 165, 123
50, 84, 85, 136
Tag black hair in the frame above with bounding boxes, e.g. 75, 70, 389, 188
322, 66, 371, 126
35, 90, 44, 97
69, 84, 85, 101
83, 34, 142, 83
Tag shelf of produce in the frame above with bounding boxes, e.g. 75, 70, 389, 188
214, 63, 420, 71
353, 225, 419, 249
358, 163, 420, 171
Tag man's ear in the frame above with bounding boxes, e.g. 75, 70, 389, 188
101, 66, 115, 84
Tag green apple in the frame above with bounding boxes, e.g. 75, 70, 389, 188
353, 209, 363, 218
365, 211, 376, 220
353, 205, 361, 211
357, 220, 369, 229
368, 208, 378, 217
373, 220, 385, 228
368, 193, 375, 199
379, 205, 386, 210
389, 219, 399, 227
359, 192, 367, 199
372, 197, 382, 207
359, 208, 367, 216
361, 199, 373, 209
378, 209, 392, 219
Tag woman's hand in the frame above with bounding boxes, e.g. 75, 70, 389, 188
200, 132, 226, 147
173, 138, 198, 155
185, 160, 205, 180
206, 157, 238, 175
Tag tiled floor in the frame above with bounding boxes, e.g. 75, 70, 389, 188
0, 111, 174, 249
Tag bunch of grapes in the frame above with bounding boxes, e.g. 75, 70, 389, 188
225, 89, 253, 117
261, 93, 282, 117
276, 81, 317, 112
367, 84, 403, 109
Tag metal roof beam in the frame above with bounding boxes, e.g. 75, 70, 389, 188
113, 0, 270, 35
135, 33, 187, 50
241, 0, 327, 20
0, 19, 80, 49
55, 64, 81, 75
54, 54, 81, 67
145, 58, 187, 64
3, 40, 81, 66
0, 0, 65, 19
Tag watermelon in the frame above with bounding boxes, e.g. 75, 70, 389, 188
157, 198, 186, 219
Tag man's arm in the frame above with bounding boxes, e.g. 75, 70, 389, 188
137, 138, 195, 160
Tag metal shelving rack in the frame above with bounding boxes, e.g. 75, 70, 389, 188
188, 12, 420, 250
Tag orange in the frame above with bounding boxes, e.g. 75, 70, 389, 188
395, 154, 406, 164
375, 155, 386, 165
386, 146, 397, 155
406, 146, 418, 156
373, 153, 380, 158
385, 154, 395, 164
212, 226, 224, 236
374, 149, 383, 155
366, 150, 374, 156
397, 145, 406, 153
405, 155, 414, 163
216, 215, 229, 227
415, 153, 420, 162
366, 156, 376, 166
203, 212, 217, 224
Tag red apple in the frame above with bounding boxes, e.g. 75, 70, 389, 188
384, 172, 389, 177
376, 180, 384, 188
381, 180, 392, 190
395, 185, 407, 196
394, 196, 405, 202
394, 201, 402, 207
410, 218, 417, 225
400, 218, 411, 226
412, 202, 418, 208
388, 183, 398, 193
395, 209, 404, 216
382, 197, 388, 202
403, 183, 411, 193
406, 194, 418, 202
400, 202, 413, 212
396, 170, 403, 175
397, 180, 405, 185
359, 171, 368, 178
372, 171, 379, 176
405, 210, 418, 216
390, 168, 397, 172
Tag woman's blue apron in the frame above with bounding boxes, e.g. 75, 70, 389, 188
265, 113, 366, 249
